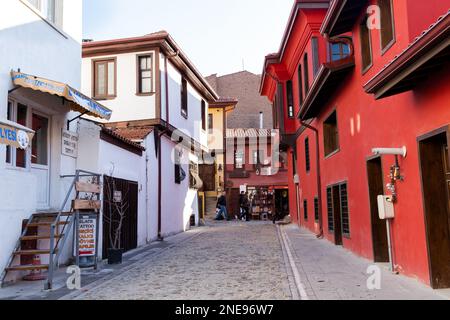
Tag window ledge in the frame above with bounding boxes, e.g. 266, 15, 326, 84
136, 92, 156, 97
324, 148, 340, 160
19, 0, 68, 40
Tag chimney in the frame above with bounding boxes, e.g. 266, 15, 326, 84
259, 112, 264, 129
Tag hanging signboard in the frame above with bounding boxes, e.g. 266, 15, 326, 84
78, 216, 97, 257
62, 130, 79, 158
0, 119, 34, 149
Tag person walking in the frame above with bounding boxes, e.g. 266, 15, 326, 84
239, 191, 250, 221
215, 191, 229, 221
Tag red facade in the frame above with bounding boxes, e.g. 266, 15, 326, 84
261, 0, 450, 288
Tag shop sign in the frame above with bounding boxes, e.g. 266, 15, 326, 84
62, 130, 79, 158
0, 121, 34, 149
78, 216, 97, 257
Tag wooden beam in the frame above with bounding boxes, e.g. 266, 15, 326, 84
76, 182, 101, 194
73, 200, 101, 210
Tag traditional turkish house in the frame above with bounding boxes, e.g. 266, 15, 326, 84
225, 128, 290, 220
81, 31, 223, 240
197, 97, 238, 221
261, 0, 450, 288
0, 0, 125, 286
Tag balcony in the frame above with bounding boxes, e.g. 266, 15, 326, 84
299, 37, 355, 120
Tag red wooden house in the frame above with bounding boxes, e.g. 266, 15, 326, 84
261, 0, 450, 288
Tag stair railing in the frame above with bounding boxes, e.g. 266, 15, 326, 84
46, 169, 101, 290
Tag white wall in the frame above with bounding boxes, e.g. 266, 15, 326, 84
81, 50, 157, 123
0, 0, 82, 276
160, 135, 199, 237
163, 55, 208, 148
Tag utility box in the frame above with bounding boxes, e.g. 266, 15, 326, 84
377, 195, 395, 220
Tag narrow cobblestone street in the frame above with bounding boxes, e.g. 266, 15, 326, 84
53, 220, 448, 301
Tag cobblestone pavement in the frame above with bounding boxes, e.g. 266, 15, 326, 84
68, 221, 293, 300
54, 220, 449, 301
281, 224, 450, 300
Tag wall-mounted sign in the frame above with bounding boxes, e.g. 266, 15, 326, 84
0, 119, 34, 149
78, 216, 97, 257
62, 130, 78, 158
113, 191, 122, 203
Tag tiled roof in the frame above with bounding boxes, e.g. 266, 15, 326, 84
101, 127, 146, 151
110, 127, 153, 141
226, 128, 276, 139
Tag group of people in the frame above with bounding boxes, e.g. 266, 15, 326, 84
214, 191, 250, 222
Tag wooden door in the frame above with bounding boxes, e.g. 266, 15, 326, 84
103, 176, 138, 258
199, 164, 216, 192
419, 131, 450, 289
367, 157, 390, 262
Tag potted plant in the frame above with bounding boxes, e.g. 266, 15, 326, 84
103, 165, 129, 264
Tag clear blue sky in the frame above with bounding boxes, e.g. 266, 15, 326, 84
83, 0, 293, 77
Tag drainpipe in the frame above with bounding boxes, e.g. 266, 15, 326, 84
157, 129, 166, 242
300, 120, 324, 239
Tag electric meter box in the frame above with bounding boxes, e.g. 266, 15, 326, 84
377, 195, 395, 220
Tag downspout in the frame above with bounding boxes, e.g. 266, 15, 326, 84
300, 120, 324, 239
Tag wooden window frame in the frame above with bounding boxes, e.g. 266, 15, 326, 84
92, 57, 117, 100
311, 37, 320, 76
286, 80, 294, 118
181, 77, 188, 119
304, 199, 308, 221
298, 64, 304, 107
136, 53, 154, 96
201, 100, 206, 131
314, 197, 319, 222
323, 109, 340, 158
359, 16, 373, 74
305, 137, 311, 173
208, 113, 214, 134
303, 53, 310, 94
326, 181, 350, 237
379, 0, 396, 55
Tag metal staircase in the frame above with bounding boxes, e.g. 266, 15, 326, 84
0, 170, 101, 290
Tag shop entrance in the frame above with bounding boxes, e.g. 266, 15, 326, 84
367, 157, 389, 262
419, 129, 450, 289
102, 176, 138, 259
275, 189, 290, 220
31, 112, 50, 210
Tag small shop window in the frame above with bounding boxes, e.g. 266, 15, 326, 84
305, 137, 311, 172
201, 100, 206, 131
303, 199, 308, 220
314, 197, 319, 222
311, 37, 320, 76
181, 78, 188, 118
292, 151, 297, 176
31, 113, 49, 166
5, 101, 28, 168
286, 81, 294, 118
360, 16, 373, 72
137, 54, 153, 94
94, 58, 116, 99
234, 150, 244, 169
323, 110, 339, 157
379, 0, 395, 51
